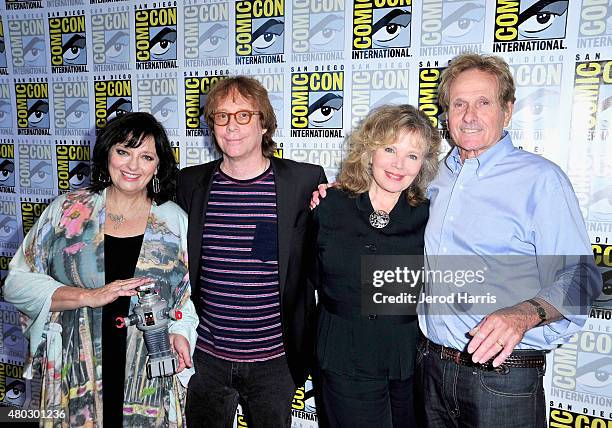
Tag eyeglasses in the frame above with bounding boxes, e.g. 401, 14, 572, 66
210, 110, 261, 126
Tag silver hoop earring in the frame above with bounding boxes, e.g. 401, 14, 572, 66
152, 174, 160, 194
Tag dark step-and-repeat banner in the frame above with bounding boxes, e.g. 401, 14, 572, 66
0, 0, 610, 426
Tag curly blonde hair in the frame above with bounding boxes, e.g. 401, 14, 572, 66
337, 104, 440, 206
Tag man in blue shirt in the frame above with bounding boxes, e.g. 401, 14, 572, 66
416, 53, 602, 427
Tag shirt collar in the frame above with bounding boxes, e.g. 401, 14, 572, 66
444, 131, 514, 177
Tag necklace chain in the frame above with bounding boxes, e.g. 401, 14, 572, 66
107, 212, 125, 229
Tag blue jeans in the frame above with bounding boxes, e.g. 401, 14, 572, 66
414, 339, 546, 428
186, 351, 296, 428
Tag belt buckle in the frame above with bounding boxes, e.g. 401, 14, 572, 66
454, 350, 461, 365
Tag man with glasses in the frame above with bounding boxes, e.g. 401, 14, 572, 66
177, 76, 326, 428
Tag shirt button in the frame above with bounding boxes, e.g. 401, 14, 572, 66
459, 185, 464, 190
449, 216, 454, 221
365, 244, 377, 252
442, 247, 448, 253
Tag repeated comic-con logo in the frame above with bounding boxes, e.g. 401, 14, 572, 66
0, 19, 8, 75
420, 0, 486, 56
184, 140, 218, 167
0, 252, 14, 284
0, 81, 12, 135
17, 139, 54, 196
53, 77, 90, 137
134, 2, 178, 70
14, 79, 50, 136
235, 0, 286, 64
507, 58, 563, 154
184, 71, 228, 137
291, 376, 317, 421
493, 0, 569, 52
20, 197, 49, 236
0, 196, 19, 250
0, 362, 28, 408
291, 0, 345, 62
56, 142, 91, 194
352, 0, 412, 60
6, 0, 43, 10
578, 0, 612, 49
136, 72, 179, 135
48, 11, 88, 74
8, 15, 47, 74
571, 56, 612, 141
291, 67, 344, 138
351, 61, 410, 129
183, 0, 230, 67
0, 302, 26, 363
244, 67, 285, 133
0, 141, 15, 194
91, 6, 131, 72
170, 140, 180, 164
93, 74, 132, 133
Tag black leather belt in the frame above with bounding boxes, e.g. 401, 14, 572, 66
419, 336, 546, 372
321, 294, 415, 324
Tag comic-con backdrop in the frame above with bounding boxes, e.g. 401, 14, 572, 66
0, 0, 610, 426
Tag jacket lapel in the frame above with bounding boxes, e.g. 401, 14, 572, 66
272, 158, 294, 299
188, 159, 220, 289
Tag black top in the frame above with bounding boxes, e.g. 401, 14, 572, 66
313, 188, 428, 379
102, 234, 144, 427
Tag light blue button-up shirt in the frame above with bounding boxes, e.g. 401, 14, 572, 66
419, 132, 601, 351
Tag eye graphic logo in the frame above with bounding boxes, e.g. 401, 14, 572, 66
53, 80, 90, 135
0, 198, 18, 248
235, 0, 286, 64
0, 363, 28, 408
91, 10, 131, 71
493, 0, 569, 51
0, 84, 12, 132
137, 76, 178, 130
291, 71, 345, 138
291, 0, 345, 59
94, 78, 132, 133
56, 144, 91, 194
48, 15, 88, 73
352, 67, 410, 129
421, 0, 486, 47
184, 74, 227, 137
15, 82, 51, 136
20, 198, 49, 236
8, 18, 47, 70
184, 2, 230, 63
0, 20, 8, 72
134, 6, 178, 69
352, 0, 412, 59
18, 142, 54, 194
0, 144, 15, 191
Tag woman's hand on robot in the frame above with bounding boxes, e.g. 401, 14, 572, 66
85, 277, 152, 308
170, 334, 193, 373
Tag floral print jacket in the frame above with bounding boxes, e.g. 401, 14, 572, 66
4, 189, 198, 427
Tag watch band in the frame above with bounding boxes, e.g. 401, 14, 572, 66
526, 299, 547, 325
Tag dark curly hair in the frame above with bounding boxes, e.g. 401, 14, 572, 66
89, 112, 177, 204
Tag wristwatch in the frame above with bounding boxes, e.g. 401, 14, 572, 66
526, 299, 547, 325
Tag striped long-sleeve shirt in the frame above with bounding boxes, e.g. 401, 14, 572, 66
196, 167, 284, 362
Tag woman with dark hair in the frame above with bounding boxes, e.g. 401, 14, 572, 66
4, 112, 197, 427
312, 104, 440, 427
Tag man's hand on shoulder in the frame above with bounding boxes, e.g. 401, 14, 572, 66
309, 183, 334, 210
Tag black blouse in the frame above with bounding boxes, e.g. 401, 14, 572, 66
313, 188, 428, 379
102, 234, 144, 427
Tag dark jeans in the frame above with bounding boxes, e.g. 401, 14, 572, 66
319, 369, 416, 428
186, 351, 296, 428
414, 338, 546, 428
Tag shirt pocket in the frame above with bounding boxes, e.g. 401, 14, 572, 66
250, 221, 278, 262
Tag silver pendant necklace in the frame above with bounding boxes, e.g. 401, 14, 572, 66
107, 212, 125, 229
369, 210, 390, 229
